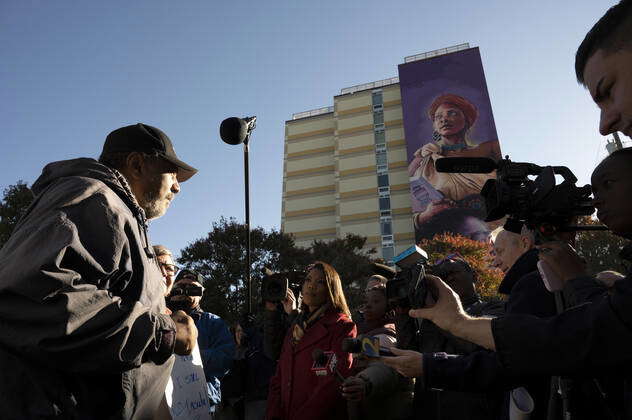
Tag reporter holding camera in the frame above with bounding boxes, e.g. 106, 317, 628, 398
265, 262, 356, 420
388, 256, 505, 420
167, 269, 235, 416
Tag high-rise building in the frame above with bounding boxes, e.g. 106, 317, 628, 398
281, 43, 498, 261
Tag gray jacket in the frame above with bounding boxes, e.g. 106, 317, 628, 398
0, 158, 176, 419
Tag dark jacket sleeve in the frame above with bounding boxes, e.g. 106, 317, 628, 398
198, 314, 235, 382
423, 350, 522, 392
563, 275, 608, 307
492, 276, 632, 377
505, 271, 557, 317
263, 308, 294, 361
0, 188, 176, 374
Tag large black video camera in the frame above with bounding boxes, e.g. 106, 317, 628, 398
261, 268, 305, 302
386, 245, 430, 309
170, 284, 204, 297
435, 156, 604, 236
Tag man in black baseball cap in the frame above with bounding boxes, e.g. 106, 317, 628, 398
101, 122, 198, 182
0, 123, 199, 419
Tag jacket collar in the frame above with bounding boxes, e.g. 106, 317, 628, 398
293, 309, 347, 353
497, 248, 539, 295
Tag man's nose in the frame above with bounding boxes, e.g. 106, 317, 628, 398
171, 178, 180, 194
599, 107, 620, 136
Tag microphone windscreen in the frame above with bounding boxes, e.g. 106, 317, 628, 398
435, 157, 498, 174
220, 117, 247, 145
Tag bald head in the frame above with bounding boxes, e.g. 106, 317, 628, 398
492, 228, 534, 274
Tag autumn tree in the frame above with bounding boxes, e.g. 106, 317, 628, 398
418, 233, 503, 299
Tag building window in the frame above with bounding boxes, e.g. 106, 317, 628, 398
382, 246, 395, 262
376, 150, 387, 166
373, 110, 384, 125
379, 197, 391, 210
374, 130, 385, 145
377, 164, 388, 173
372, 91, 383, 105
378, 174, 389, 187
381, 221, 392, 236
380, 210, 391, 217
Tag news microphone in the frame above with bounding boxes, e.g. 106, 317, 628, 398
341, 337, 395, 357
220, 116, 257, 145
312, 349, 345, 382
435, 157, 498, 174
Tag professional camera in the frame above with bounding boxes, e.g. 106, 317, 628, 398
435, 156, 604, 237
170, 284, 204, 297
386, 245, 430, 309
261, 268, 305, 302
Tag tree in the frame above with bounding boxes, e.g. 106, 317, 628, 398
0, 181, 34, 248
418, 233, 503, 299
177, 219, 378, 323
177, 217, 311, 324
575, 216, 628, 275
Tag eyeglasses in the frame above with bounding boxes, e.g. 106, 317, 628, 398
160, 263, 180, 275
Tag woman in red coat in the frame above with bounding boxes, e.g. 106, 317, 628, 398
266, 262, 356, 420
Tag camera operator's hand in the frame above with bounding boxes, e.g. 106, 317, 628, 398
281, 289, 297, 315
380, 348, 423, 378
408, 275, 467, 333
341, 376, 369, 401
171, 310, 198, 355
537, 241, 587, 284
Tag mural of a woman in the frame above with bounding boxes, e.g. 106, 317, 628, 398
408, 93, 501, 234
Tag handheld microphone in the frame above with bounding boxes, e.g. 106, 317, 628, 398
435, 157, 498, 174
312, 349, 345, 382
341, 337, 395, 358
220, 116, 257, 145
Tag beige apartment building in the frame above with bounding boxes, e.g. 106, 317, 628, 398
281, 44, 470, 262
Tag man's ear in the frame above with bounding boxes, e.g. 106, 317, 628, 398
124, 152, 146, 181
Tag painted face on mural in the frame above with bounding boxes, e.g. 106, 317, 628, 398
432, 104, 467, 138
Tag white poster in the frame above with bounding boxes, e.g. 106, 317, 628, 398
165, 345, 212, 420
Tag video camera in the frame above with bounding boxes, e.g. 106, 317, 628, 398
435, 156, 604, 237
386, 245, 429, 309
170, 284, 204, 297
261, 268, 305, 302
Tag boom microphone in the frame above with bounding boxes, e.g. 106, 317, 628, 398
435, 157, 498, 174
220, 116, 257, 145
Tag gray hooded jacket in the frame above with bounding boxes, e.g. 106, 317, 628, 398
0, 158, 176, 419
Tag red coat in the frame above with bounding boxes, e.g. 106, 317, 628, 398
266, 309, 356, 420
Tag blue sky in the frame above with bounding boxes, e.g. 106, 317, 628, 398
0, 0, 617, 256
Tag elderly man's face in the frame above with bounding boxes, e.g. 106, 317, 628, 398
136, 157, 180, 220
493, 230, 529, 274
583, 49, 632, 138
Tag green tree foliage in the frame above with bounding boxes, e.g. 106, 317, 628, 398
177, 218, 376, 323
575, 216, 628, 275
418, 233, 503, 299
0, 181, 34, 248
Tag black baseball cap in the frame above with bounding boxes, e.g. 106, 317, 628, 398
102, 123, 198, 182
175, 269, 205, 285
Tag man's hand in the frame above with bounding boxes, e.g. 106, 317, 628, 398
408, 275, 467, 334
171, 310, 198, 355
537, 241, 587, 284
341, 376, 368, 401
380, 348, 423, 378
281, 289, 297, 315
